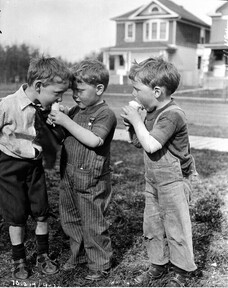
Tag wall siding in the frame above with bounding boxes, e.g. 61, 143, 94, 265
210, 18, 227, 44
116, 23, 125, 46
170, 46, 199, 86
176, 22, 200, 47
169, 21, 174, 44
205, 30, 210, 43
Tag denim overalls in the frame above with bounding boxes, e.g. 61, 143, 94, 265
59, 104, 115, 272
143, 105, 197, 272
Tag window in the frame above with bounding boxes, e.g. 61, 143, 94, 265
160, 22, 167, 39
125, 22, 135, 41
151, 22, 157, 39
197, 56, 201, 70
214, 50, 223, 61
151, 7, 159, 12
119, 55, 125, 66
109, 56, 115, 70
149, 4, 161, 13
144, 20, 168, 41
128, 25, 133, 38
145, 22, 150, 39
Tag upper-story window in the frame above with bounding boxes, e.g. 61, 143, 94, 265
145, 22, 150, 39
151, 7, 159, 12
149, 4, 161, 13
125, 22, 135, 42
143, 20, 168, 41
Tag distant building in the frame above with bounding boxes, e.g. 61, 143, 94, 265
204, 1, 228, 88
102, 0, 211, 87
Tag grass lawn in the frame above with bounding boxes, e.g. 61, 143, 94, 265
0, 141, 228, 287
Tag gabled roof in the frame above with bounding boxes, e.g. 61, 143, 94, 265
209, 1, 228, 17
112, 0, 210, 28
215, 1, 228, 13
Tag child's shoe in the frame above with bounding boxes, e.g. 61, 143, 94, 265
166, 272, 188, 287
36, 253, 59, 275
85, 269, 110, 281
12, 258, 29, 280
135, 264, 169, 284
62, 256, 87, 271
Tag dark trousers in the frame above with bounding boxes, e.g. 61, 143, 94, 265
0, 151, 49, 226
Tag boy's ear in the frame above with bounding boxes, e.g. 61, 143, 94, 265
154, 86, 162, 98
96, 84, 104, 96
34, 80, 42, 93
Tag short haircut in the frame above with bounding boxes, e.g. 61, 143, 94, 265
71, 59, 109, 91
129, 57, 180, 95
27, 56, 72, 86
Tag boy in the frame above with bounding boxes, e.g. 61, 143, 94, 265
121, 57, 197, 287
0, 56, 71, 280
49, 59, 117, 281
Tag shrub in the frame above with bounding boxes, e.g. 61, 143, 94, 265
191, 192, 223, 226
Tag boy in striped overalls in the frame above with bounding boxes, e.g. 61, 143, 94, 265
49, 59, 117, 281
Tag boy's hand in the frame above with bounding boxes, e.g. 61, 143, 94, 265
123, 119, 131, 132
59, 105, 70, 114
46, 116, 54, 126
123, 118, 131, 127
48, 110, 69, 126
121, 106, 143, 127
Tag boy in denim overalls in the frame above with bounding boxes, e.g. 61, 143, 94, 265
121, 57, 197, 287
49, 59, 117, 281
0, 57, 71, 280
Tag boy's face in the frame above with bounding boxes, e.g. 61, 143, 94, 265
131, 79, 157, 111
72, 81, 102, 109
37, 77, 69, 109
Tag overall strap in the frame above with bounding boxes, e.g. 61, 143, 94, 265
69, 105, 80, 119
153, 105, 184, 127
88, 104, 108, 126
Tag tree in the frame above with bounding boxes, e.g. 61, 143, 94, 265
84, 50, 103, 62
0, 43, 40, 83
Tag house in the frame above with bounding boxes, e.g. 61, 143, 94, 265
204, 1, 228, 88
102, 0, 211, 87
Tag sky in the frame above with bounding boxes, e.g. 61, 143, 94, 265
0, 0, 223, 63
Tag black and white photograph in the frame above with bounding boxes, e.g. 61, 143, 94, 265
0, 0, 228, 287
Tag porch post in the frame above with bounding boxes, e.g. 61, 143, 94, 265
103, 51, 110, 70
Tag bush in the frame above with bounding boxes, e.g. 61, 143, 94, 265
191, 192, 223, 226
